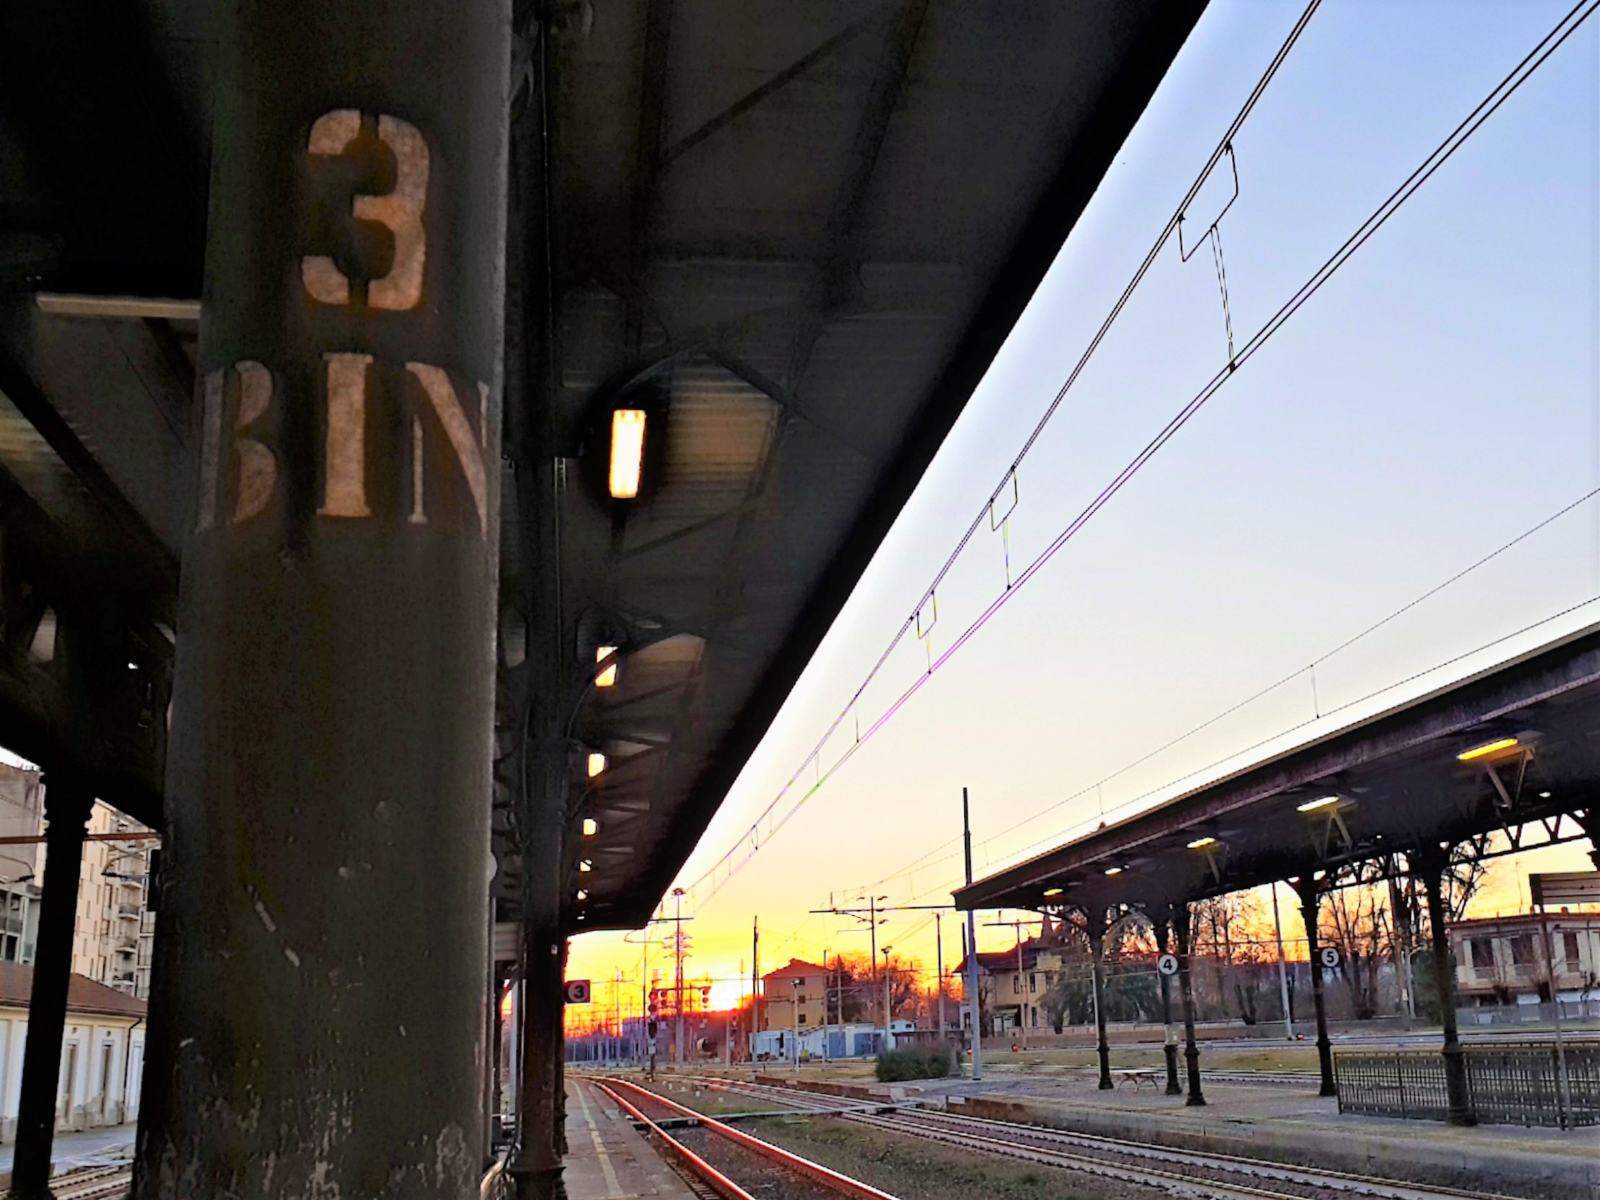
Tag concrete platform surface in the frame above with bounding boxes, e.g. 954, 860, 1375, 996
565, 1078, 698, 1200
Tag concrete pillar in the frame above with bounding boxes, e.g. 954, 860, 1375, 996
1294, 880, 1336, 1097
1154, 919, 1181, 1095
1087, 910, 1112, 1090
133, 3, 509, 1195
1172, 902, 1205, 1107
11, 778, 93, 1200
1418, 850, 1474, 1126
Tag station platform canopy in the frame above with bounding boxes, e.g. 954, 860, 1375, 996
0, 2, 1205, 931
955, 620, 1600, 916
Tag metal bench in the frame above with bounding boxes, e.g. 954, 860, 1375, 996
1112, 1068, 1162, 1091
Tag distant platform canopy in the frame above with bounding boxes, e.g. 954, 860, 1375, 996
955, 621, 1600, 915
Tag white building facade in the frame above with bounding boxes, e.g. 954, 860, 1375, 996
1452, 912, 1600, 1005
0, 962, 146, 1140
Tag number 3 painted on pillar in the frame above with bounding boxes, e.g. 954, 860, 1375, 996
301, 110, 429, 311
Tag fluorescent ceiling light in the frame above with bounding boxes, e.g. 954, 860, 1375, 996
596, 645, 618, 688
1297, 795, 1340, 813
1187, 836, 1217, 849
1457, 736, 1518, 762
1103, 866, 1123, 876
587, 752, 607, 778
1042, 887, 1063, 897
582, 817, 598, 837
608, 409, 646, 499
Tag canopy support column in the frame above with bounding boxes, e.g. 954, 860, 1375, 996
1154, 918, 1182, 1095
10, 779, 93, 1200
1293, 878, 1337, 1097
512, 733, 569, 1200
1173, 902, 1205, 1107
1417, 847, 1474, 1126
1086, 908, 1112, 1090
132, 3, 509, 1194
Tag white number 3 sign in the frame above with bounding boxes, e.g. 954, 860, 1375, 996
301, 110, 429, 311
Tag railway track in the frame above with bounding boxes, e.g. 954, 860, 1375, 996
43, 1163, 132, 1200
596, 1077, 900, 1200
677, 1076, 1520, 1200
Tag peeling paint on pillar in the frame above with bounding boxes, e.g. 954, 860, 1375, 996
134, 2, 509, 1196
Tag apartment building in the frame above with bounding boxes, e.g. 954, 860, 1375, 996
759, 959, 829, 1033
0, 763, 156, 998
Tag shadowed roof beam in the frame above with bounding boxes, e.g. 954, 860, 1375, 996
658, 3, 896, 166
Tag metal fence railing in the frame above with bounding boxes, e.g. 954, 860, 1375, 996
1335, 1041, 1600, 1128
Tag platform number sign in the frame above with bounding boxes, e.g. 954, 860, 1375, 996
1319, 947, 1341, 970
564, 979, 592, 1005
1157, 953, 1180, 977
196, 109, 494, 542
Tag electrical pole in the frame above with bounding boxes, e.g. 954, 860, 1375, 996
935, 912, 945, 1037
1269, 882, 1294, 1041
869, 894, 880, 1023
963, 788, 982, 1080
1015, 921, 1027, 1047
821, 946, 832, 1063
881, 945, 894, 1050
672, 888, 686, 1066
752, 916, 760, 1061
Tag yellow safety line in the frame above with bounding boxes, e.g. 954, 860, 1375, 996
576, 1081, 626, 1198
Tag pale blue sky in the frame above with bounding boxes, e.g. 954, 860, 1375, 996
573, 0, 1600, 986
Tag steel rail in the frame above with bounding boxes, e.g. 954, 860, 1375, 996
595, 1080, 758, 1200
47, 1164, 135, 1200
602, 1077, 900, 1200
680, 1076, 1520, 1200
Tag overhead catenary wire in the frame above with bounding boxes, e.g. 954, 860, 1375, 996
688, 0, 1600, 910
844, 481, 1600, 902
678, 1, 1326, 904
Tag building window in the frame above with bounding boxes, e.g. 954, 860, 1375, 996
798, 1014, 806, 1024
796, 994, 805, 1004
1468, 938, 1495, 970
1560, 931, 1581, 969
1029, 973, 1037, 993
1509, 934, 1535, 967
1012, 976, 1020, 995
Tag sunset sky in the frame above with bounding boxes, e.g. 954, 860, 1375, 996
568, 0, 1600, 1015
